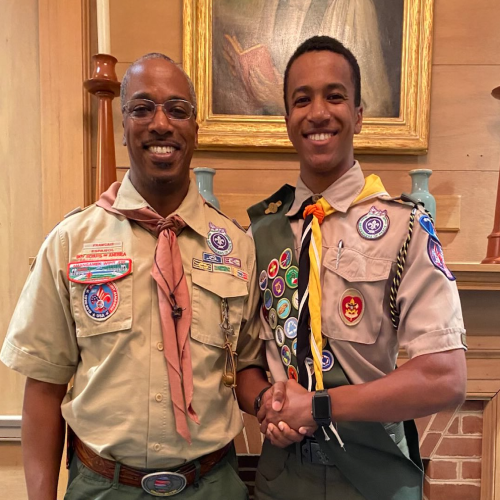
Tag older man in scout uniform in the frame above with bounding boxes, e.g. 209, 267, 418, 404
1, 53, 269, 500
248, 37, 467, 500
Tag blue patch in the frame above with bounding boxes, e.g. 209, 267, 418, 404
419, 215, 440, 243
83, 283, 119, 321
427, 238, 455, 281
322, 350, 334, 371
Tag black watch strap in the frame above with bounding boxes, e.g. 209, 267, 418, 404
254, 386, 271, 415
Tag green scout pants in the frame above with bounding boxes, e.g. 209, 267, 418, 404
64, 446, 249, 500
255, 429, 411, 500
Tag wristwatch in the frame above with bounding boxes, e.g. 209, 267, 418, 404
254, 386, 271, 415
312, 390, 332, 427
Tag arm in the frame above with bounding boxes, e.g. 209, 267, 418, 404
260, 349, 466, 431
235, 366, 270, 415
22, 378, 67, 500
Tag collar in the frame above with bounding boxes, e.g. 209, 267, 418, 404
113, 172, 207, 238
286, 161, 366, 217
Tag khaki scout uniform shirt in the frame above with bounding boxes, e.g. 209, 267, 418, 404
260, 163, 466, 385
1, 173, 265, 468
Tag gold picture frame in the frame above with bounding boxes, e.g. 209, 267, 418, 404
183, 0, 433, 154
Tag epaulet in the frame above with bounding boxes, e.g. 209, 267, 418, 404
247, 184, 296, 220
204, 200, 247, 233
63, 204, 93, 219
378, 193, 425, 212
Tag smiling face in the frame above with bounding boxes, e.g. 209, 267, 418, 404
285, 50, 363, 189
122, 58, 198, 198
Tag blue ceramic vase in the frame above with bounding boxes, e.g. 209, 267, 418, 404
409, 169, 436, 220
193, 167, 220, 209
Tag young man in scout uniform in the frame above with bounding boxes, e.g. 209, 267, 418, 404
1, 53, 269, 500
248, 37, 467, 500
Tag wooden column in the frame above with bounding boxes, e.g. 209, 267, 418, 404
482, 86, 500, 264
84, 54, 120, 200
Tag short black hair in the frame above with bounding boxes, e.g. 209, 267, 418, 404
283, 36, 361, 114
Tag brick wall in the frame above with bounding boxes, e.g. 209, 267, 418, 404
236, 401, 485, 499
417, 401, 484, 500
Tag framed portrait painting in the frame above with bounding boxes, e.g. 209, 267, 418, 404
183, 0, 433, 154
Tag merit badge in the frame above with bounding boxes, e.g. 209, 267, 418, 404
262, 304, 269, 323
339, 289, 365, 326
192, 258, 213, 272
202, 252, 222, 264
272, 276, 286, 298
68, 259, 132, 284
281, 345, 292, 366
357, 206, 390, 240
275, 326, 285, 347
322, 350, 334, 372
284, 317, 298, 339
419, 215, 440, 243
264, 289, 273, 310
224, 256, 241, 268
267, 259, 279, 279
259, 270, 268, 291
292, 338, 297, 356
292, 290, 299, 310
280, 248, 293, 270
207, 223, 233, 256
285, 266, 299, 289
427, 238, 455, 281
269, 308, 278, 329
288, 365, 298, 381
277, 298, 291, 320
83, 283, 119, 321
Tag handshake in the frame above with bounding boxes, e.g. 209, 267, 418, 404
255, 379, 318, 448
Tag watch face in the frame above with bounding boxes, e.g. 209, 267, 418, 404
313, 392, 331, 421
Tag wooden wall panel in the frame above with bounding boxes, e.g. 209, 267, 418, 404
110, 0, 182, 63
39, 0, 88, 233
433, 0, 500, 65
0, 0, 42, 415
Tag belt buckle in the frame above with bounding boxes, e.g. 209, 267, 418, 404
141, 471, 187, 497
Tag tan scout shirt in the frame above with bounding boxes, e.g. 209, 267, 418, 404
260, 163, 465, 385
1, 173, 265, 468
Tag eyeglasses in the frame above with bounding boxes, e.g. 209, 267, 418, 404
123, 98, 195, 122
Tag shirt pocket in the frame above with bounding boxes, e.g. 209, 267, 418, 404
322, 247, 392, 344
70, 272, 133, 337
190, 269, 248, 348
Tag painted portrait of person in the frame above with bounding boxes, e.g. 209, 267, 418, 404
212, 0, 404, 118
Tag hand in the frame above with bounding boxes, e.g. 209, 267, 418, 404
259, 380, 317, 435
257, 381, 286, 424
265, 421, 304, 448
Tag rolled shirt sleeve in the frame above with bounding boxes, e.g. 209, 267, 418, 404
396, 212, 466, 359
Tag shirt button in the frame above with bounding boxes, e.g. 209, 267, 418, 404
157, 342, 164, 351
312, 194, 322, 203
155, 393, 163, 402
153, 443, 161, 452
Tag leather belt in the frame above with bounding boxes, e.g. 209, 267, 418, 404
73, 434, 232, 496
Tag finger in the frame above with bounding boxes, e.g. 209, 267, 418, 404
277, 421, 304, 443
272, 381, 286, 411
267, 423, 298, 448
299, 426, 317, 437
